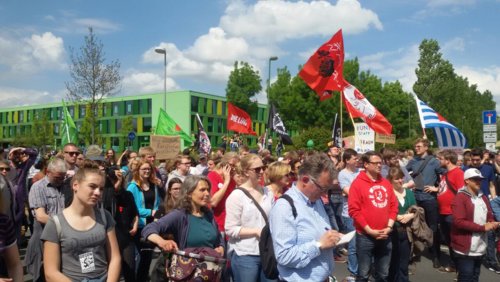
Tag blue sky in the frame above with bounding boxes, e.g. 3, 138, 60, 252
1, 0, 499, 110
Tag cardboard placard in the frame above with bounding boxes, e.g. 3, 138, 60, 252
150, 135, 181, 160
354, 123, 375, 153
375, 133, 396, 144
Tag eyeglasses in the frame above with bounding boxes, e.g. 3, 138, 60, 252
368, 161, 382, 165
0, 167, 10, 172
181, 162, 192, 165
65, 151, 80, 157
251, 166, 264, 174
310, 178, 331, 192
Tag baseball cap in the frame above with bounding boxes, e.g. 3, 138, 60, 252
464, 168, 484, 180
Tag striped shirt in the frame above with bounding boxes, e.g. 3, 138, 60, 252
269, 185, 334, 282
28, 176, 65, 218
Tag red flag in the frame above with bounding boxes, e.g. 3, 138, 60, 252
299, 29, 346, 101
342, 83, 392, 135
227, 103, 257, 136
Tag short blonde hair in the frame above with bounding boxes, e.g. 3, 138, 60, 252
265, 161, 291, 184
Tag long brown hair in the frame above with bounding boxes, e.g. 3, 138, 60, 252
164, 177, 183, 213
177, 175, 211, 214
132, 160, 160, 188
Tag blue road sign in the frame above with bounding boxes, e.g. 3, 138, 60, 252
483, 110, 497, 124
128, 131, 136, 141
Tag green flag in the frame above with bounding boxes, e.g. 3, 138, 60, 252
155, 108, 193, 143
61, 101, 78, 146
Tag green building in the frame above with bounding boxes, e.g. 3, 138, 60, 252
0, 90, 269, 151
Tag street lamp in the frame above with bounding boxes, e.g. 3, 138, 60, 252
267, 56, 278, 102
155, 48, 167, 110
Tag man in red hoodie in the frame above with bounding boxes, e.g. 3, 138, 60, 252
348, 151, 398, 281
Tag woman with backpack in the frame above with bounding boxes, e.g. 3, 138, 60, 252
41, 163, 121, 282
225, 154, 276, 282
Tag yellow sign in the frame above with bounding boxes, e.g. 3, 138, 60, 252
150, 135, 181, 160
375, 133, 396, 144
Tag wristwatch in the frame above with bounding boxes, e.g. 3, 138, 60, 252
315, 241, 322, 250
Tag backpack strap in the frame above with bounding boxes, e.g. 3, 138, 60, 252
235, 187, 269, 224
280, 194, 297, 219
53, 214, 62, 240
412, 156, 433, 178
444, 173, 457, 194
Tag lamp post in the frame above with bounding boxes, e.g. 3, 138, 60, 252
155, 48, 167, 110
267, 56, 278, 102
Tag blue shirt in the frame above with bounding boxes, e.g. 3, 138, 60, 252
269, 185, 333, 281
463, 164, 495, 196
406, 155, 445, 201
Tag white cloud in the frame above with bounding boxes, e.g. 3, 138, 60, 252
122, 71, 179, 95
455, 65, 500, 102
441, 37, 465, 53
359, 45, 420, 93
0, 32, 66, 73
0, 87, 64, 107
220, 0, 383, 43
186, 27, 249, 63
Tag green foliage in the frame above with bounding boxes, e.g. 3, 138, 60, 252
32, 109, 55, 149
120, 116, 134, 137
413, 39, 495, 147
226, 61, 262, 114
291, 127, 332, 152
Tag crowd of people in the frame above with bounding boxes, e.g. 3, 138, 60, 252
1, 137, 500, 282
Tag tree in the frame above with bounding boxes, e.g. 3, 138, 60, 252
120, 116, 134, 147
226, 61, 262, 114
32, 109, 55, 150
65, 27, 121, 144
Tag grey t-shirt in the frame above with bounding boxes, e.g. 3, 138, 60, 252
41, 209, 115, 281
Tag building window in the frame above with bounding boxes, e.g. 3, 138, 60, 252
69, 106, 74, 117
54, 124, 59, 134
126, 101, 133, 114
80, 105, 86, 118
222, 102, 226, 115
191, 96, 198, 112
212, 100, 217, 115
207, 117, 213, 132
113, 102, 119, 115
147, 99, 152, 113
132, 118, 137, 131
116, 119, 122, 132
19, 111, 24, 122
143, 117, 152, 132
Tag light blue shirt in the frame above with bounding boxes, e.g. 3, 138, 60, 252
269, 185, 334, 282
338, 168, 359, 217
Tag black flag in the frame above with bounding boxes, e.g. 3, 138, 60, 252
268, 104, 293, 145
331, 113, 342, 147
196, 113, 211, 154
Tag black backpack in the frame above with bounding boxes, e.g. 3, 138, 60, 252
235, 188, 297, 279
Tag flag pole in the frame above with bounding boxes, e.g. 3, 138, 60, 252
340, 91, 343, 143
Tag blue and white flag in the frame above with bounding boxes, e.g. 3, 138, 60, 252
413, 94, 467, 149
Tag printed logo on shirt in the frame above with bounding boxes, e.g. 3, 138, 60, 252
79, 252, 96, 273
368, 185, 388, 208
438, 179, 447, 196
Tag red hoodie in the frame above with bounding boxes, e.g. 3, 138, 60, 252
348, 171, 398, 233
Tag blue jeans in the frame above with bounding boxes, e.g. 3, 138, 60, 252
356, 233, 392, 282
231, 253, 276, 282
324, 202, 339, 231
342, 216, 358, 275
416, 198, 440, 260
388, 229, 410, 282
455, 253, 482, 282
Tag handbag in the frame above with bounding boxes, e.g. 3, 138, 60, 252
165, 247, 226, 281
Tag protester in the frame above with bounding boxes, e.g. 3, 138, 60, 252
264, 161, 292, 199
338, 148, 360, 279
25, 158, 68, 282
106, 149, 117, 166
142, 175, 224, 282
406, 138, 445, 268
165, 154, 192, 189
434, 150, 464, 272
127, 160, 161, 281
451, 168, 500, 281
465, 149, 499, 272
269, 152, 341, 281
61, 143, 80, 176
208, 152, 239, 234
41, 163, 121, 281
155, 177, 182, 219
349, 151, 399, 282
225, 154, 275, 282
0, 192, 24, 282
101, 161, 138, 282
387, 166, 416, 282
194, 153, 208, 175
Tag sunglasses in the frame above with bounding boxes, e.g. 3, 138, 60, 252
251, 166, 265, 174
65, 151, 80, 157
0, 167, 10, 172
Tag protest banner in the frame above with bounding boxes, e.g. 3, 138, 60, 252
354, 122, 375, 153
150, 135, 181, 160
